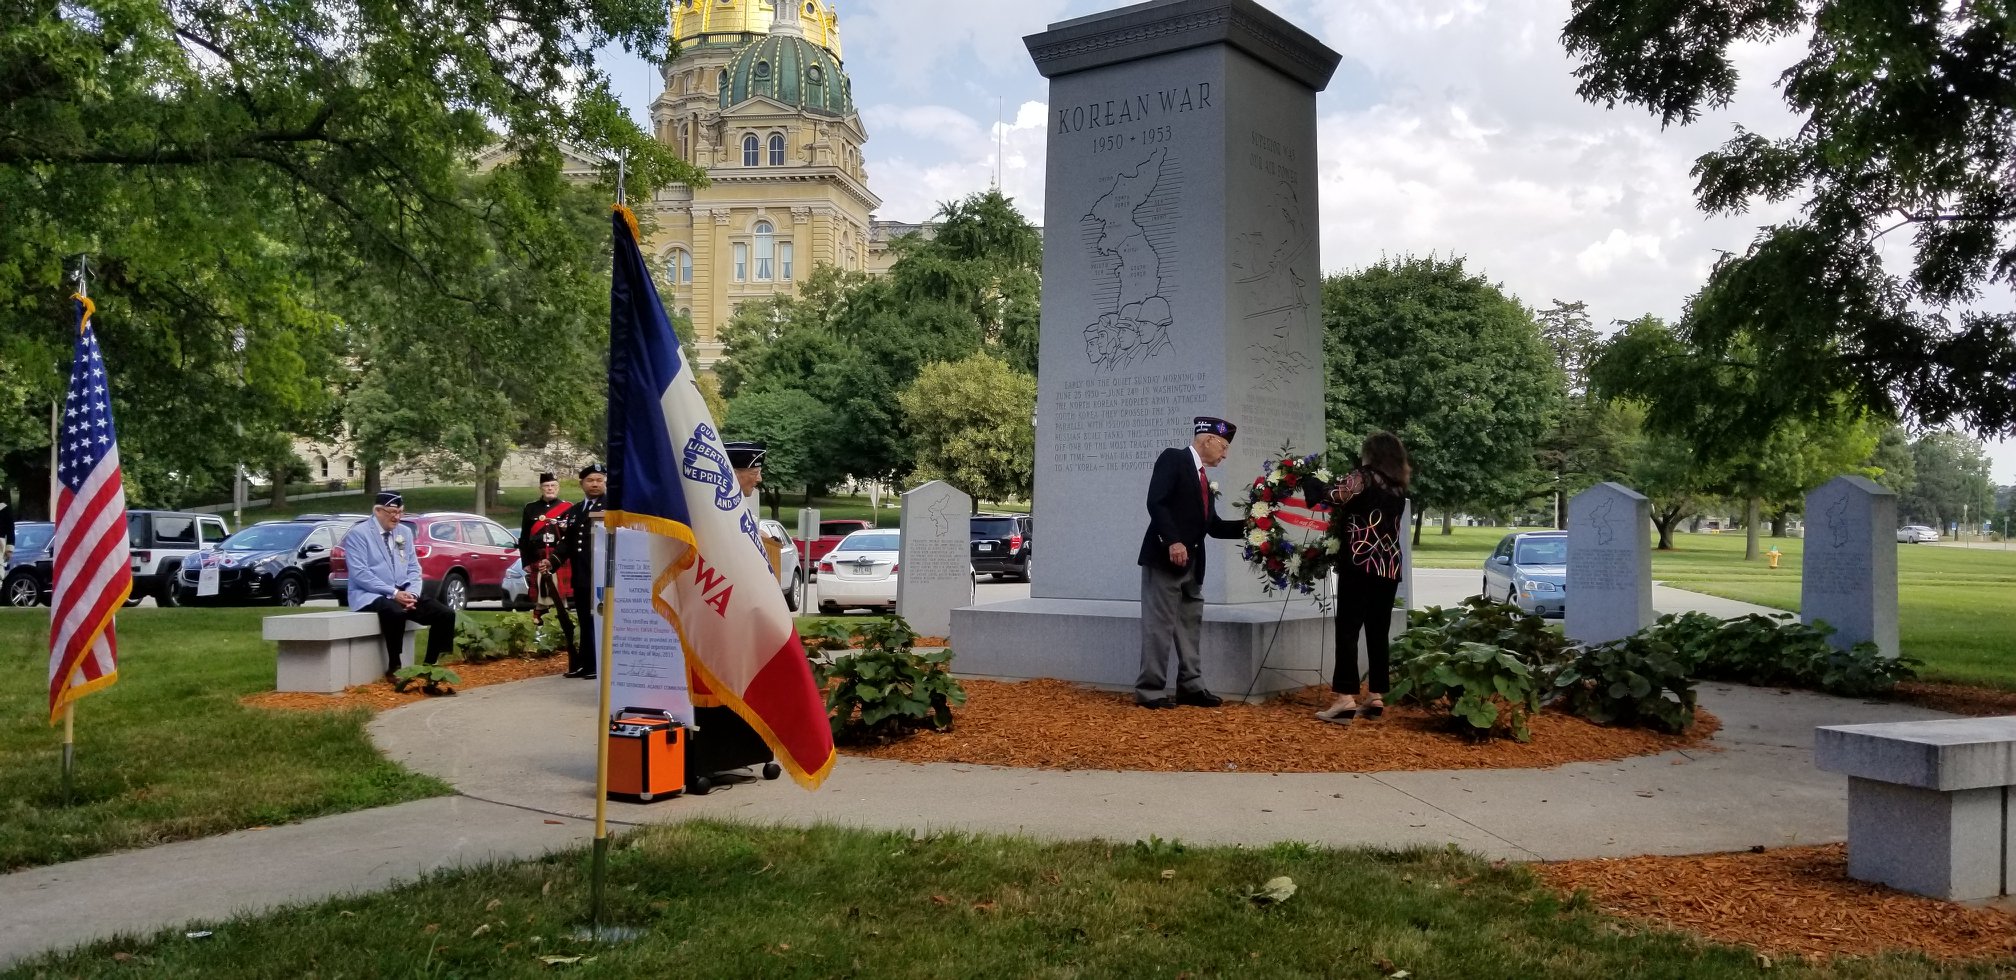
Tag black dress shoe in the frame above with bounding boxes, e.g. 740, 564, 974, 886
563, 667, 587, 678
1176, 690, 1224, 708
577, 672, 597, 681
1135, 696, 1175, 709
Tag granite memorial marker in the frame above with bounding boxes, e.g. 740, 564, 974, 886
1565, 482, 1652, 646
1802, 475, 1899, 658
896, 480, 974, 638
951, 0, 1341, 696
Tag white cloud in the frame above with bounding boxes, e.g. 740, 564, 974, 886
864, 100, 1048, 223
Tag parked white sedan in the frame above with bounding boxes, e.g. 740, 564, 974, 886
1897, 525, 1940, 543
816, 529, 900, 614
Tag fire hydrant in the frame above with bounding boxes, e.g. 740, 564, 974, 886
1767, 546, 1782, 569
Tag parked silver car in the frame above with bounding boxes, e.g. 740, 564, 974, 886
1896, 525, 1940, 543
1481, 530, 1567, 618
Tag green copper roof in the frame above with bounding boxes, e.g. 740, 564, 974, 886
720, 33, 854, 118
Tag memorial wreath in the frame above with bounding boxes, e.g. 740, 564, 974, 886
1237, 447, 1339, 599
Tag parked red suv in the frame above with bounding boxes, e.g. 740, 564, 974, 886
805, 519, 874, 568
328, 512, 521, 610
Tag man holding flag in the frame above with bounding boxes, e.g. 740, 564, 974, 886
600, 204, 834, 789
49, 293, 131, 729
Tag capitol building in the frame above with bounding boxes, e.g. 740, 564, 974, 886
639, 0, 917, 367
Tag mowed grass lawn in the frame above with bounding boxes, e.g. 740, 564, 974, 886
0, 606, 447, 871
1411, 525, 2016, 690
8, 822, 1994, 980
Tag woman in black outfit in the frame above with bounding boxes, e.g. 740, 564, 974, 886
1315, 432, 1411, 724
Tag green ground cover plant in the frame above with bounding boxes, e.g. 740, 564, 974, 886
1412, 527, 2016, 690
0, 606, 448, 871
810, 616, 967, 740
8, 821, 1997, 979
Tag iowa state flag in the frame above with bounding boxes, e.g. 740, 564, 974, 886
603, 205, 834, 789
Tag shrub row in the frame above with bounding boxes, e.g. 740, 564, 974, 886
1390, 598, 1919, 742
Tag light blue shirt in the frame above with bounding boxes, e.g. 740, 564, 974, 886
342, 518, 422, 611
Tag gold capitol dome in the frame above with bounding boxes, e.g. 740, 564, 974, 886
650, 0, 919, 371
671, 0, 844, 60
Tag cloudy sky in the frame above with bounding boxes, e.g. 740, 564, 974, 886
599, 0, 2016, 485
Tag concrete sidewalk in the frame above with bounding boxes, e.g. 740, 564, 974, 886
369, 676, 1948, 863
0, 671, 1954, 968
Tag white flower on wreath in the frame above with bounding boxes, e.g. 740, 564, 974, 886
1246, 529, 1267, 546
1265, 471, 1283, 486
1324, 537, 1341, 554
1250, 501, 1271, 518
1287, 553, 1303, 576
1314, 468, 1333, 483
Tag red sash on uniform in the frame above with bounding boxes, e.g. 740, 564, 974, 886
528, 500, 576, 606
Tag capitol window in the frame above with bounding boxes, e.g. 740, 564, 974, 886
754, 221, 775, 281
668, 247, 693, 284
768, 133, 785, 166
733, 242, 748, 282
742, 134, 759, 166
779, 241, 794, 280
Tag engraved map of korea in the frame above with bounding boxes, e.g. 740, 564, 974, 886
1080, 148, 1181, 373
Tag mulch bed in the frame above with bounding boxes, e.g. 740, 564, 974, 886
241, 655, 569, 712
1891, 680, 2016, 718
843, 679, 1720, 773
1534, 844, 2016, 962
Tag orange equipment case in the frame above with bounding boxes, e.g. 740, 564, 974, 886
607, 708, 685, 802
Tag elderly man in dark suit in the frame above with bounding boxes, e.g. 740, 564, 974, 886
1135, 416, 1245, 708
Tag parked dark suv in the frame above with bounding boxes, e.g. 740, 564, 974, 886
969, 513, 1032, 581
3, 521, 54, 607
176, 517, 350, 606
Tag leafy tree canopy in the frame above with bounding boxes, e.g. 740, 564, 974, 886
1901, 430, 1996, 530
897, 353, 1036, 506
1322, 255, 1564, 523
1563, 0, 2016, 438
1, 0, 702, 512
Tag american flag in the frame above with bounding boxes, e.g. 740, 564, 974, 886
48, 295, 130, 723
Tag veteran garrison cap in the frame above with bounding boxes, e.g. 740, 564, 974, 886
374, 490, 404, 507
1193, 416, 1236, 442
724, 441, 767, 469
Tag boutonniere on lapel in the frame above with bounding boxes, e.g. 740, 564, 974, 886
392, 533, 406, 555
1209, 481, 1221, 498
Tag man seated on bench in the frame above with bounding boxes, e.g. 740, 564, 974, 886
343, 491, 455, 682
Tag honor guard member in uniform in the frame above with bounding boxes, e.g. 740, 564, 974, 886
725, 442, 789, 587
551, 463, 607, 679
1135, 417, 1246, 709
518, 472, 576, 657
341, 491, 458, 680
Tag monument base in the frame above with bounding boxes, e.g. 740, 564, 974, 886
950, 598, 1405, 699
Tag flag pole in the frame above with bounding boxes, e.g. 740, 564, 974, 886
589, 154, 628, 937
60, 254, 89, 803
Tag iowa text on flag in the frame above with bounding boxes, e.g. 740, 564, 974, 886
49, 295, 132, 723
602, 205, 835, 788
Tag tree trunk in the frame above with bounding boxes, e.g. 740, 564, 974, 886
1771, 507, 1791, 538
1653, 509, 1681, 550
486, 473, 502, 511
269, 468, 289, 507
1440, 508, 1454, 535
1, 458, 55, 520
1412, 506, 1424, 547
1744, 496, 1762, 561
364, 461, 382, 498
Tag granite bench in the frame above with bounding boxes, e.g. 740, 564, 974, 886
1814, 717, 2016, 901
265, 612, 420, 694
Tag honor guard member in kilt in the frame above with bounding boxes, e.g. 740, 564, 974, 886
518, 472, 576, 657
551, 463, 607, 679
725, 441, 788, 582
1135, 417, 1246, 709
341, 491, 458, 681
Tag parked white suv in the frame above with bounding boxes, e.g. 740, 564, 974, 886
760, 519, 805, 612
127, 511, 232, 607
